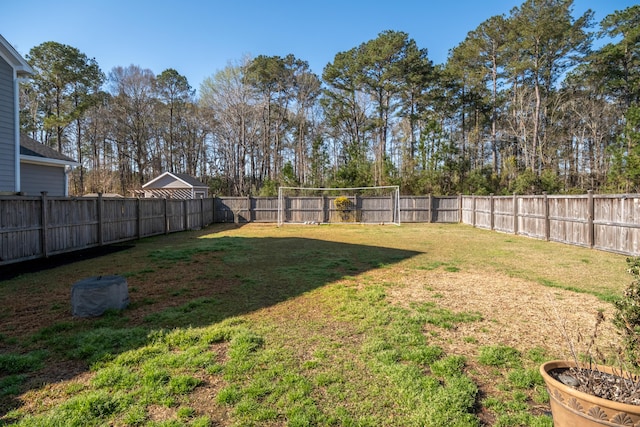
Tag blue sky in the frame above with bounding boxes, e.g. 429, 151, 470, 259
1, 0, 636, 94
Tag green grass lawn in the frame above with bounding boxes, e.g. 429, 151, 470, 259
0, 223, 630, 426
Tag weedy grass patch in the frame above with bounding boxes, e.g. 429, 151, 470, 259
0, 223, 630, 426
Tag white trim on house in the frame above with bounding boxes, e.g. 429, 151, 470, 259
14, 67, 20, 193
20, 154, 80, 167
0, 34, 34, 76
0, 34, 33, 194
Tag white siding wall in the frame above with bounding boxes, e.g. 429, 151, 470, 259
0, 56, 15, 192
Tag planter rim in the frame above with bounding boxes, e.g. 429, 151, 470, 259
540, 359, 640, 411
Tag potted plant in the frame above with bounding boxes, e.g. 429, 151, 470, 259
540, 258, 640, 426
540, 360, 640, 426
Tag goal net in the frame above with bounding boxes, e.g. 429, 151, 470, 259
277, 186, 400, 226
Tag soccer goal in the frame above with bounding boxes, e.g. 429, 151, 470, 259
277, 186, 400, 226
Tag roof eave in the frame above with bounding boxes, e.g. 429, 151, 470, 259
0, 34, 34, 75
20, 154, 79, 167
142, 171, 174, 189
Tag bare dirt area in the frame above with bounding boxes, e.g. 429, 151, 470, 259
385, 268, 620, 423
386, 269, 619, 359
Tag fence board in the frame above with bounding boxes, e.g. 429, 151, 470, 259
0, 196, 42, 262
432, 197, 459, 223
493, 197, 514, 233
400, 196, 430, 222
516, 196, 546, 239
101, 199, 137, 244
251, 197, 278, 222
5, 192, 640, 266
166, 200, 185, 232
47, 197, 99, 254
548, 196, 589, 247
472, 197, 492, 230
594, 196, 640, 254
139, 199, 166, 237
215, 197, 250, 223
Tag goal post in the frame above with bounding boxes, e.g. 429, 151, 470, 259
277, 186, 400, 226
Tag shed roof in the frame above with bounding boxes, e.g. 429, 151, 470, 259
143, 171, 207, 189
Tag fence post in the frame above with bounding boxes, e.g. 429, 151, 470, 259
97, 192, 104, 246
490, 194, 495, 230
428, 193, 432, 223
458, 194, 462, 223
164, 198, 169, 234
587, 190, 594, 248
544, 192, 550, 241
212, 197, 216, 224
183, 199, 189, 230
472, 195, 476, 227
513, 193, 518, 235
201, 198, 205, 229
40, 192, 49, 258
323, 195, 328, 223
247, 195, 251, 223
136, 198, 142, 239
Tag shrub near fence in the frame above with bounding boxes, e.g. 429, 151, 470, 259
2, 192, 640, 266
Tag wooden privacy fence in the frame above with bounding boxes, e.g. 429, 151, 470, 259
3, 192, 640, 266
461, 192, 640, 256
213, 195, 461, 224
1, 194, 215, 266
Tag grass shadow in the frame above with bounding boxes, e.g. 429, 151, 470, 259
0, 226, 420, 417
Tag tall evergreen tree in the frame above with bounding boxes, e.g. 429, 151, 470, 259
155, 68, 194, 174
25, 41, 103, 153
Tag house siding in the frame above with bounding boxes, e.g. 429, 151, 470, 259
20, 162, 66, 196
0, 55, 15, 192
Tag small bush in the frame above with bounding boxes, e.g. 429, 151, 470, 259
613, 257, 640, 366
333, 196, 352, 212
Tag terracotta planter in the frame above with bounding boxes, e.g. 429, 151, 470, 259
540, 360, 640, 426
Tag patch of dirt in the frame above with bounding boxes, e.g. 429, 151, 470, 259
385, 268, 620, 424
385, 269, 619, 359
16, 369, 94, 415
189, 375, 232, 425
187, 341, 232, 425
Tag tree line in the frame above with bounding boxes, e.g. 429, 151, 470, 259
18, 0, 640, 196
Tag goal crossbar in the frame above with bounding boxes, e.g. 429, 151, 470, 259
277, 186, 400, 226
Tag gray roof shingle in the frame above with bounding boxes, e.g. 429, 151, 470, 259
20, 134, 77, 163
